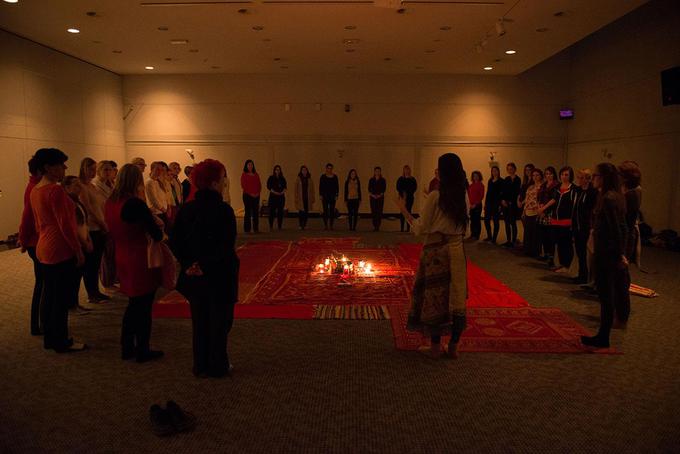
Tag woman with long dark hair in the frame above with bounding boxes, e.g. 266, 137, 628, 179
519, 168, 543, 257
319, 163, 339, 230
294, 165, 315, 230
467, 170, 484, 240
266, 165, 287, 230
581, 163, 630, 349
396, 165, 417, 232
105, 164, 164, 362
344, 169, 361, 231
483, 166, 502, 243
518, 163, 535, 245
170, 159, 239, 378
396, 153, 468, 359
30, 148, 86, 352
537, 166, 559, 265
240, 159, 261, 233
619, 161, 643, 267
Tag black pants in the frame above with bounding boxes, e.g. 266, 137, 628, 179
242, 194, 260, 233
594, 260, 631, 342
121, 291, 156, 355
26, 247, 44, 335
484, 208, 500, 242
268, 195, 285, 230
347, 199, 360, 231
298, 198, 309, 228
321, 197, 336, 228
83, 230, 106, 298
523, 215, 541, 256
503, 203, 518, 244
189, 295, 235, 377
370, 197, 384, 230
574, 229, 590, 281
541, 224, 555, 260
469, 205, 482, 239
554, 226, 574, 268
399, 196, 414, 232
42, 258, 79, 350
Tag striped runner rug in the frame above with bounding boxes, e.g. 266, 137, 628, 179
313, 305, 391, 320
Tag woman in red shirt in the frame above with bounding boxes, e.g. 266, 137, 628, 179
467, 171, 485, 240
18, 157, 43, 336
105, 164, 164, 362
240, 160, 262, 233
30, 149, 86, 352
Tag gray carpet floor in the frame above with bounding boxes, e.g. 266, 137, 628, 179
0, 218, 679, 453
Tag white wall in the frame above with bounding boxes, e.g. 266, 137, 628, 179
565, 0, 680, 231
0, 30, 126, 239
123, 53, 570, 215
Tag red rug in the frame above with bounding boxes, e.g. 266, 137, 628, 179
389, 304, 616, 354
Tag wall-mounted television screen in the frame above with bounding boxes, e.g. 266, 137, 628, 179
559, 109, 574, 120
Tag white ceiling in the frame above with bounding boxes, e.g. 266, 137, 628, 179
0, 0, 648, 75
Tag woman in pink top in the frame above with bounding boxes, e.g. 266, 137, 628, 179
467, 171, 485, 240
240, 159, 262, 233
18, 157, 43, 335
30, 148, 86, 353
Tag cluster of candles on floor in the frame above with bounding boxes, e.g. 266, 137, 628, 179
316, 254, 374, 278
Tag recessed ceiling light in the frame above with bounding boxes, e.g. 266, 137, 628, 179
440, 26, 451, 31
483, 66, 493, 71
344, 25, 357, 30
3, 0, 19, 4
145, 66, 154, 70
252, 25, 264, 31
342, 39, 360, 45
67, 28, 80, 34
171, 39, 189, 45
536, 27, 549, 33
505, 50, 516, 55
158, 26, 169, 31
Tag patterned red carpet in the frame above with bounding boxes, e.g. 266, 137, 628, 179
154, 239, 607, 353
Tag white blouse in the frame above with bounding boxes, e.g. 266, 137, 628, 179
145, 178, 169, 215
410, 190, 467, 241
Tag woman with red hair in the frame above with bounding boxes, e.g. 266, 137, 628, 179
170, 159, 239, 378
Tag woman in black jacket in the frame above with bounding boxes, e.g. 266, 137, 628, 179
170, 159, 239, 378
266, 165, 287, 231
319, 163, 339, 230
539, 166, 579, 273
581, 162, 629, 349
484, 166, 503, 244
396, 165, 417, 232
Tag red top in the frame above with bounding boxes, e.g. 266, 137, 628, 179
30, 183, 81, 264
105, 197, 161, 297
241, 172, 261, 197
18, 175, 41, 248
428, 177, 440, 193
467, 181, 485, 206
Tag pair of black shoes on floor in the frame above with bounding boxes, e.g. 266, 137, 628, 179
149, 401, 196, 437
580, 335, 610, 349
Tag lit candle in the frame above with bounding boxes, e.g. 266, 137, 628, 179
365, 263, 372, 273
359, 261, 365, 268
324, 258, 330, 266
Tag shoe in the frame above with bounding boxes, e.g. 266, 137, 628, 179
580, 335, 610, 349
54, 341, 88, 353
71, 304, 92, 315
166, 401, 197, 433
502, 242, 512, 248
444, 341, 460, 359
149, 404, 175, 437
95, 292, 111, 301
553, 267, 569, 274
137, 350, 164, 363
417, 345, 442, 359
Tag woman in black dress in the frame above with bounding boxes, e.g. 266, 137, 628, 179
484, 166, 503, 243
267, 165, 287, 231
396, 165, 417, 232
170, 159, 239, 377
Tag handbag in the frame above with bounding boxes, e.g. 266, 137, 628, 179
147, 236, 179, 290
